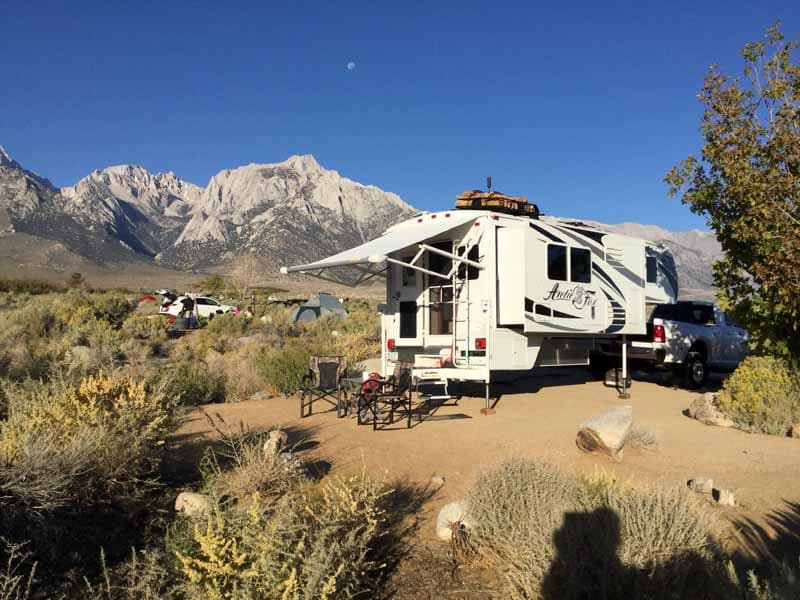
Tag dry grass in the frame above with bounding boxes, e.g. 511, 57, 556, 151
624, 422, 659, 450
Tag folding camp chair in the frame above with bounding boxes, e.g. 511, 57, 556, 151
300, 356, 348, 418
356, 361, 414, 430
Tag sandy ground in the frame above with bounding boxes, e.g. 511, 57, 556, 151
170, 371, 800, 563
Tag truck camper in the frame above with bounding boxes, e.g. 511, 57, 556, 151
281, 190, 677, 404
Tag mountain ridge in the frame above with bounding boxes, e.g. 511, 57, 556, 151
0, 146, 717, 298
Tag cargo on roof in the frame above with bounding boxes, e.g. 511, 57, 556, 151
455, 190, 540, 218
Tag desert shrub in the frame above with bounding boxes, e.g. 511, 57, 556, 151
204, 313, 250, 338
158, 362, 226, 406
84, 548, 181, 600
176, 472, 389, 600
201, 428, 305, 506
204, 345, 267, 401
0, 539, 35, 600
121, 314, 170, 343
260, 304, 296, 338
466, 458, 722, 599
0, 277, 62, 295
624, 422, 659, 450
0, 373, 176, 509
717, 356, 800, 435
89, 294, 135, 328
730, 558, 800, 600
256, 343, 310, 395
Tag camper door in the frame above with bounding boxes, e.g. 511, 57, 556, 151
393, 253, 423, 346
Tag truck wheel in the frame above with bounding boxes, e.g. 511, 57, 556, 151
684, 352, 707, 389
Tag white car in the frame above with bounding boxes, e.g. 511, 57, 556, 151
160, 295, 238, 319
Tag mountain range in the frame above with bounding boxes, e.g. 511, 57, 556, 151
0, 146, 718, 298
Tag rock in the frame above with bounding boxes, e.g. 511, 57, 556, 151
263, 429, 289, 455
576, 406, 633, 460
436, 500, 472, 542
790, 423, 800, 439
687, 478, 714, 494
714, 488, 735, 507
175, 492, 212, 517
279, 451, 305, 477
431, 475, 446, 487
687, 393, 735, 428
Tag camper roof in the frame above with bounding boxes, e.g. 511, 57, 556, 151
281, 210, 480, 285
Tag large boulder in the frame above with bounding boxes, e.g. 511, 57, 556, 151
175, 492, 212, 517
436, 500, 472, 542
687, 393, 735, 428
576, 406, 633, 460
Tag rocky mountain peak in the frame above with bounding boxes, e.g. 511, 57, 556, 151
0, 145, 14, 167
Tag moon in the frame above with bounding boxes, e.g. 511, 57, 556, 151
346, 61, 356, 71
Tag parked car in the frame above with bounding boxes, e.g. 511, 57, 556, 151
159, 295, 238, 319
592, 301, 749, 388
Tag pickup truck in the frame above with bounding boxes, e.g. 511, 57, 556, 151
592, 301, 749, 388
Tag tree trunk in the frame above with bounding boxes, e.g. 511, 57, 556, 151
576, 406, 633, 460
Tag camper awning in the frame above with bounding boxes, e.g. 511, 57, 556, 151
280, 212, 479, 285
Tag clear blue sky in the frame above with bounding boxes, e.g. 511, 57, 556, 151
1, 1, 798, 230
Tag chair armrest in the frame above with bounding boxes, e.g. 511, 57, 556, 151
300, 370, 315, 390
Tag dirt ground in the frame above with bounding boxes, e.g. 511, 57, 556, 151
169, 369, 800, 593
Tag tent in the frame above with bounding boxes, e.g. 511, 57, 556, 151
290, 293, 348, 323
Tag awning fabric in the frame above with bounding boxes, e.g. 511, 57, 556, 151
281, 211, 479, 275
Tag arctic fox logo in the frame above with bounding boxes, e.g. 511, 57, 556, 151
543, 283, 597, 309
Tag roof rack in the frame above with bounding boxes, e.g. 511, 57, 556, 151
455, 190, 540, 219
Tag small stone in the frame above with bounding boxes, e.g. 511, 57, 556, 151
687, 478, 714, 494
789, 423, 800, 439
175, 492, 212, 517
431, 475, 446, 487
436, 500, 472, 542
714, 489, 735, 507
263, 429, 289, 455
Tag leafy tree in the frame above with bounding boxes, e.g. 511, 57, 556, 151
666, 24, 800, 365
200, 273, 226, 296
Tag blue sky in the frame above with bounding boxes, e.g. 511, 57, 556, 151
1, 1, 798, 231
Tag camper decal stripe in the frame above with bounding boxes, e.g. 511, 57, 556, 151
551, 224, 606, 254
565, 226, 607, 245
548, 226, 604, 259
602, 290, 626, 333
593, 264, 624, 298
529, 223, 564, 243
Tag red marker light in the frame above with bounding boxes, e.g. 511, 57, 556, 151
475, 338, 487, 350
431, 214, 437, 219
653, 325, 666, 343
387, 338, 396, 350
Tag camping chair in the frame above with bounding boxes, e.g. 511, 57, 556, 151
300, 356, 348, 418
356, 361, 414, 430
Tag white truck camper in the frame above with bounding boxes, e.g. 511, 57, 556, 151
281, 191, 677, 406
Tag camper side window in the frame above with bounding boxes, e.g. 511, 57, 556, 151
401, 256, 415, 287
570, 248, 591, 283
547, 244, 567, 281
457, 245, 480, 280
646, 256, 658, 283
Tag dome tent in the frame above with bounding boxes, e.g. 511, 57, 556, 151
290, 293, 348, 323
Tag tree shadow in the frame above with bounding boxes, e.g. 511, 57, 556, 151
372, 479, 439, 599
731, 500, 800, 568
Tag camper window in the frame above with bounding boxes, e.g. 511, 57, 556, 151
570, 248, 591, 283
427, 241, 454, 336
457, 245, 480, 280
646, 256, 658, 283
547, 244, 568, 281
401, 256, 415, 287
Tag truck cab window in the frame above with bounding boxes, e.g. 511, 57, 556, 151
646, 256, 658, 283
547, 244, 567, 281
570, 248, 591, 283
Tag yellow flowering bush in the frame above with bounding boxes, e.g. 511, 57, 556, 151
0, 373, 176, 507
177, 471, 389, 600
717, 356, 800, 435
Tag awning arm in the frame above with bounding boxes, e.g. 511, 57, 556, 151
280, 255, 385, 275
419, 243, 484, 270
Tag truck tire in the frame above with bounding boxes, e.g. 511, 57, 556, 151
683, 352, 707, 389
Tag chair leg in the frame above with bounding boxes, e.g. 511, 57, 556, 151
300, 390, 307, 418
407, 391, 412, 429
